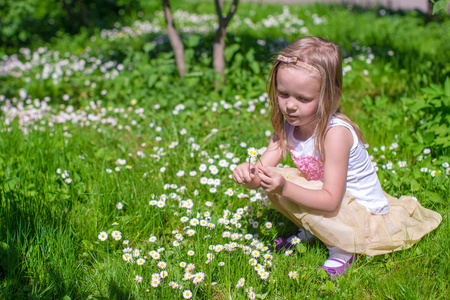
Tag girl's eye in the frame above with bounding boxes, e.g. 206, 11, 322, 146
297, 96, 313, 102
278, 92, 288, 98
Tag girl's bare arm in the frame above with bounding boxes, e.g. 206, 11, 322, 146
258, 126, 352, 213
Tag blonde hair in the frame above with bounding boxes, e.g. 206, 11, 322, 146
267, 36, 366, 162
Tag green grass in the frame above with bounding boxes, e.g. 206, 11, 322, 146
0, 1, 449, 299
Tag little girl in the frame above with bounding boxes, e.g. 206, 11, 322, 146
232, 36, 442, 278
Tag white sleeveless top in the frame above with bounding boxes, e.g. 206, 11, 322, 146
285, 118, 389, 214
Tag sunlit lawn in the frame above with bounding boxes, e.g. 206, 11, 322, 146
1, 1, 449, 299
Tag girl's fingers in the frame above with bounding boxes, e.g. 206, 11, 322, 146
240, 170, 250, 183
232, 169, 244, 184
245, 165, 258, 182
257, 166, 271, 180
257, 172, 267, 182
257, 165, 271, 176
233, 167, 255, 184
232, 163, 260, 185
257, 172, 271, 186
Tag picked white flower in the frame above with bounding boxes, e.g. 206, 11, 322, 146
247, 147, 258, 158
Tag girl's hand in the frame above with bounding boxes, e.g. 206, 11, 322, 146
232, 162, 256, 185
257, 166, 286, 194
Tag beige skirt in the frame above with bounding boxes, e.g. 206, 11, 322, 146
268, 167, 442, 256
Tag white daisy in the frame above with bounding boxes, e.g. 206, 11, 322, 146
182, 290, 193, 299
98, 231, 108, 241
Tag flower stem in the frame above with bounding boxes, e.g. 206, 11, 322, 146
257, 157, 264, 166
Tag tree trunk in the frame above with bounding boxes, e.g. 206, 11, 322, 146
62, 0, 78, 25
162, 0, 185, 76
213, 27, 226, 85
213, 0, 239, 87
77, 0, 90, 27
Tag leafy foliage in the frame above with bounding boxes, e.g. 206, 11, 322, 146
0, 0, 142, 48
432, 0, 450, 15
402, 77, 450, 156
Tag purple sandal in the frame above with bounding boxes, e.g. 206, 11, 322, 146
274, 236, 293, 251
274, 230, 316, 251
274, 236, 287, 251
318, 255, 357, 278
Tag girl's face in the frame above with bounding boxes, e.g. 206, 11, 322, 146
276, 66, 321, 134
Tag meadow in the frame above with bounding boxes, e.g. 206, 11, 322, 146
0, 1, 449, 299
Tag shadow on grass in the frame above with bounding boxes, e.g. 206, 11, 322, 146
0, 188, 86, 299
108, 280, 137, 300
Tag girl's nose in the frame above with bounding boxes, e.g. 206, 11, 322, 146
286, 98, 297, 111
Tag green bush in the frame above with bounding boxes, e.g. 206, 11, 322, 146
402, 77, 450, 156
